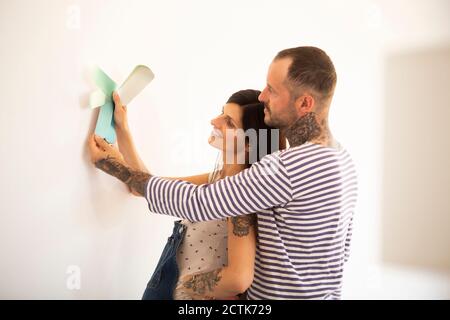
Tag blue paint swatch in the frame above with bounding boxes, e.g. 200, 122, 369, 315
92, 67, 117, 144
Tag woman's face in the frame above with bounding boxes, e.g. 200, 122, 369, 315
208, 103, 244, 153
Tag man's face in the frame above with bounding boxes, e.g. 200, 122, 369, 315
258, 58, 299, 130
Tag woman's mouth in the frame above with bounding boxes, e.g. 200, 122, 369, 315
208, 128, 224, 150
210, 128, 223, 138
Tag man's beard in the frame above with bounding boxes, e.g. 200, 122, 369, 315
263, 101, 298, 130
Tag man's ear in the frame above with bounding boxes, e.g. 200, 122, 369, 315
295, 94, 315, 116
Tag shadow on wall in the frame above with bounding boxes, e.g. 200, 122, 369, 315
381, 45, 450, 272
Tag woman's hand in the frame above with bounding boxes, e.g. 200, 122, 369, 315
113, 91, 129, 131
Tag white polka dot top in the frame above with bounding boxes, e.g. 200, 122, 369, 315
173, 170, 228, 299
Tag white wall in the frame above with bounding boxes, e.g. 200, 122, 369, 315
0, 0, 449, 299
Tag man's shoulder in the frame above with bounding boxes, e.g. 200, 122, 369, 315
277, 141, 353, 164
257, 141, 352, 170
278, 142, 328, 157
260, 142, 324, 162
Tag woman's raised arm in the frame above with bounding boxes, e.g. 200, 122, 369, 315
113, 92, 211, 193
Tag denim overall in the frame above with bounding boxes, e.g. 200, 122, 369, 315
142, 220, 186, 300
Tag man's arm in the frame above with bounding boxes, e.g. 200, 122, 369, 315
145, 152, 293, 222
163, 173, 211, 185
88, 134, 292, 221
95, 155, 151, 196
88, 134, 151, 196
89, 133, 211, 196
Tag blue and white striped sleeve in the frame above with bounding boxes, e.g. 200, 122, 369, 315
144, 152, 293, 222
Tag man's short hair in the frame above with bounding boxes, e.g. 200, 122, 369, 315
275, 46, 337, 104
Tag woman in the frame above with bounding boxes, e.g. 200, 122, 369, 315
112, 89, 285, 299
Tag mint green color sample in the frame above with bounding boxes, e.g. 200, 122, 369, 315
93, 66, 117, 144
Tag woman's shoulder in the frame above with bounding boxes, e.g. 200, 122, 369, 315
181, 218, 228, 228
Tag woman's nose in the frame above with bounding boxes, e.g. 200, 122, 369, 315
211, 116, 223, 128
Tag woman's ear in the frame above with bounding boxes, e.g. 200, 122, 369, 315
244, 141, 251, 153
244, 142, 255, 167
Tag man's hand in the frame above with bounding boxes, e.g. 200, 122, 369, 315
88, 134, 125, 165
87, 134, 151, 197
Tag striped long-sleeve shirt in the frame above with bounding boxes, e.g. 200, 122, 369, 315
145, 142, 358, 299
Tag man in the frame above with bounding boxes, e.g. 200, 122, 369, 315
88, 46, 358, 299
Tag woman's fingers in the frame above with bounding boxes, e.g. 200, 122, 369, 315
112, 91, 122, 107
113, 91, 127, 109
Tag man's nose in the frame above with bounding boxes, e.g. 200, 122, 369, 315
259, 88, 267, 102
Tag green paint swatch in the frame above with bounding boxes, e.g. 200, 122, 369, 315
93, 66, 117, 143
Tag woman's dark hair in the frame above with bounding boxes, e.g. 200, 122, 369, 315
227, 89, 286, 167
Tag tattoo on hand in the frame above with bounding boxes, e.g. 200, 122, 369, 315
183, 269, 223, 295
95, 156, 151, 196
231, 214, 256, 237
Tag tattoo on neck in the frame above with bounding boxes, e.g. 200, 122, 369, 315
284, 112, 322, 147
231, 214, 256, 237
95, 156, 151, 196
183, 269, 223, 295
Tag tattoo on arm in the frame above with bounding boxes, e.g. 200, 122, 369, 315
183, 268, 223, 295
95, 156, 151, 196
231, 214, 256, 237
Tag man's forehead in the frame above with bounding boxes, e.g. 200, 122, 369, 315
268, 58, 291, 83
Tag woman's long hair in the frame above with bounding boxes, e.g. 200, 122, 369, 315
210, 89, 286, 182
227, 89, 286, 168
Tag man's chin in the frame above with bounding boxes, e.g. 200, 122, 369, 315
264, 114, 274, 126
